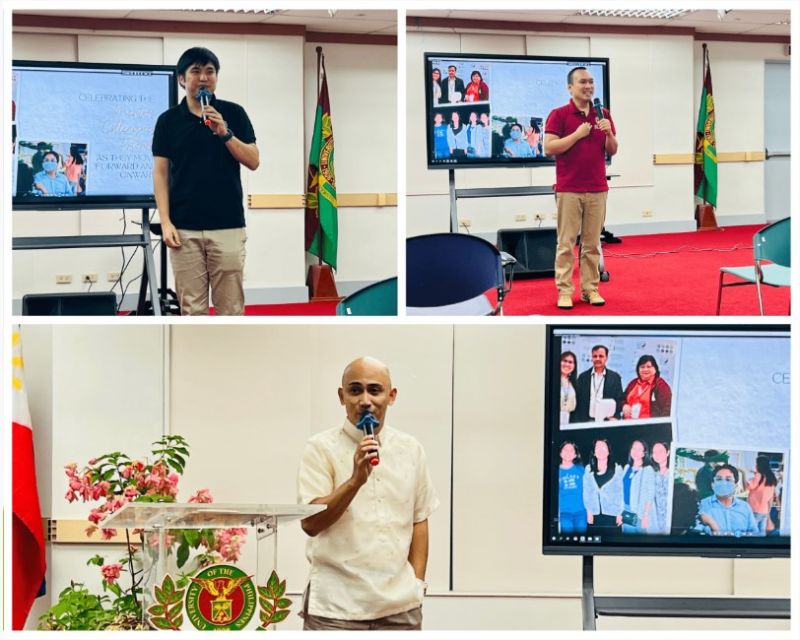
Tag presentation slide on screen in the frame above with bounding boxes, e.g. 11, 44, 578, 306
427, 55, 607, 165
551, 330, 790, 544
12, 66, 172, 199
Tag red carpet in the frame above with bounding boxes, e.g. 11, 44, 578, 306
500, 225, 790, 316
240, 301, 338, 315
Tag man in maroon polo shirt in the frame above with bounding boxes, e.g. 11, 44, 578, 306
545, 67, 618, 309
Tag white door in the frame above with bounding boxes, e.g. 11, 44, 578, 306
764, 61, 790, 222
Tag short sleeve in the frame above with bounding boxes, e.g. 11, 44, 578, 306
151, 112, 171, 158
413, 445, 440, 523
544, 108, 563, 137
297, 440, 335, 505
233, 104, 256, 144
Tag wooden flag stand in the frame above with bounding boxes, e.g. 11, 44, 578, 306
307, 264, 339, 301
695, 202, 719, 230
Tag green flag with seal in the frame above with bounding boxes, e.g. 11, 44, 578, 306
694, 43, 717, 207
305, 51, 338, 270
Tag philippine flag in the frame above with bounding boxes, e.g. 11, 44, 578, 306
12, 327, 47, 629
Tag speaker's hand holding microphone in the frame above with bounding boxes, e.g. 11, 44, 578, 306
196, 87, 213, 127
354, 410, 381, 481
593, 98, 612, 135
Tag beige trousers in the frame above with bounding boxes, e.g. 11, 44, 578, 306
169, 227, 246, 316
301, 585, 422, 631
555, 191, 608, 295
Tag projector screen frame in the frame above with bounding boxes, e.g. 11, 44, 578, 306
542, 323, 791, 559
424, 51, 611, 170
12, 59, 178, 211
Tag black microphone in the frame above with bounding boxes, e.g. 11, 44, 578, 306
356, 410, 381, 466
593, 98, 604, 121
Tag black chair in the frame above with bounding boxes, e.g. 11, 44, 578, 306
406, 233, 515, 315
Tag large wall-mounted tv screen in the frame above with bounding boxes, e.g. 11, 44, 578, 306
424, 52, 609, 169
543, 325, 790, 558
12, 60, 177, 210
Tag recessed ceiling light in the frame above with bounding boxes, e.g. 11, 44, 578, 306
578, 9, 695, 20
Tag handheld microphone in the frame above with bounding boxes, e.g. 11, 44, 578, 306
593, 98, 604, 122
196, 87, 213, 127
356, 410, 381, 466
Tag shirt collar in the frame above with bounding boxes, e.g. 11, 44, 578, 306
341, 418, 388, 444
179, 94, 217, 119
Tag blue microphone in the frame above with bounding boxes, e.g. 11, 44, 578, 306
356, 411, 380, 466
196, 87, 213, 126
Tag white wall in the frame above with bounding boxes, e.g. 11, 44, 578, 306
12, 25, 397, 310
25, 324, 789, 630
406, 29, 788, 239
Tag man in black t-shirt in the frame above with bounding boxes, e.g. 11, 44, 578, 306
152, 47, 259, 315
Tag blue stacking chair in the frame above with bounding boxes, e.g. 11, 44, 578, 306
716, 217, 791, 315
406, 233, 516, 315
336, 277, 397, 316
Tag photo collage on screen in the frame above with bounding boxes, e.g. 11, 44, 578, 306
553, 330, 790, 543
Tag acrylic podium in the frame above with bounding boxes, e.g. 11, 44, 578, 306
105, 502, 324, 631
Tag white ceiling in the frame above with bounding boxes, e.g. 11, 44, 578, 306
406, 9, 790, 37
14, 9, 398, 36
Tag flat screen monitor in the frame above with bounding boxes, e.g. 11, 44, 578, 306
424, 52, 610, 169
12, 60, 177, 210
543, 325, 790, 558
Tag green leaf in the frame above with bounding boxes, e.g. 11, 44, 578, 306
167, 590, 184, 606
86, 555, 105, 567
183, 529, 200, 547
154, 586, 167, 605
270, 609, 290, 623
277, 579, 287, 598
150, 617, 173, 630
162, 575, 176, 596
257, 586, 270, 598
176, 540, 189, 568
167, 602, 183, 619
174, 613, 184, 628
258, 598, 274, 615
147, 604, 165, 617
266, 571, 280, 598
276, 597, 292, 609
259, 610, 271, 624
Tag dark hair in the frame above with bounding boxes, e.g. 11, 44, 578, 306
560, 350, 578, 387
559, 440, 581, 466
448, 65, 457, 71
529, 118, 541, 133
69, 145, 84, 164
568, 66, 588, 85
713, 463, 739, 484
177, 47, 220, 77
471, 70, 483, 81
636, 354, 660, 379
589, 438, 612, 473
627, 439, 651, 468
510, 122, 523, 132
591, 344, 609, 357
671, 481, 700, 533
754, 456, 778, 487
43, 150, 60, 162
651, 441, 670, 470
432, 67, 441, 78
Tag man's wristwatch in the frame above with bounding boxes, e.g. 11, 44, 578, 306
220, 128, 234, 143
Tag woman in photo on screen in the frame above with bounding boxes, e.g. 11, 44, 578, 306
446, 111, 468, 157
432, 113, 450, 159
559, 351, 578, 425
583, 438, 623, 535
620, 439, 656, 533
558, 441, 587, 534
464, 70, 489, 102
431, 67, 443, 106
465, 111, 481, 157
622, 355, 672, 419
747, 456, 778, 535
526, 119, 542, 157
650, 441, 671, 534
33, 150, 75, 196
64, 145, 85, 195
476, 112, 492, 157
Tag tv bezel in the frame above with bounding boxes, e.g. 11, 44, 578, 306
542, 323, 791, 559
12, 59, 178, 211
424, 52, 611, 170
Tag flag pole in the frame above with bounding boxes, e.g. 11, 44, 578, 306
315, 46, 323, 266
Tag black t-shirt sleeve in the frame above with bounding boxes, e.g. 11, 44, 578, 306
233, 104, 256, 144
151, 112, 171, 158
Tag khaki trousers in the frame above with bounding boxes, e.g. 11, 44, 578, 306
555, 191, 608, 295
169, 227, 246, 316
301, 586, 422, 630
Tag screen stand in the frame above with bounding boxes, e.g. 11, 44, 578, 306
13, 208, 162, 316
581, 555, 789, 631
447, 169, 556, 233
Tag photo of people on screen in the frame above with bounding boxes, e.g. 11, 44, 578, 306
503, 123, 534, 158
673, 448, 785, 537
560, 337, 678, 427
464, 70, 489, 102
650, 441, 672, 534
622, 355, 673, 419
440, 65, 465, 104
17, 140, 88, 197
431, 68, 443, 106
559, 351, 578, 425
572, 344, 624, 423
584, 438, 623, 535
558, 441, 586, 534
526, 118, 543, 156
432, 113, 449, 159
620, 439, 655, 533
